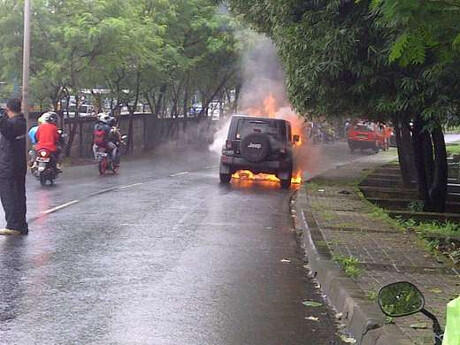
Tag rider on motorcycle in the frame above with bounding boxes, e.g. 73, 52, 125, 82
93, 113, 120, 165
35, 112, 63, 172
28, 114, 46, 167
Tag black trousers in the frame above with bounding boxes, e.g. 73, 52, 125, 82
0, 175, 28, 233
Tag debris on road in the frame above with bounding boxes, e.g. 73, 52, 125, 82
339, 335, 357, 344
410, 322, 428, 329
305, 316, 319, 322
302, 300, 323, 307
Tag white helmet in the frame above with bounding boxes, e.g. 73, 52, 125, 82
98, 113, 112, 124
41, 111, 58, 124
37, 114, 46, 124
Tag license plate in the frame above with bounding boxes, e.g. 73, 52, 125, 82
37, 158, 50, 162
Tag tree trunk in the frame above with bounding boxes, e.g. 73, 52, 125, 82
65, 96, 80, 158
413, 115, 430, 207
127, 111, 134, 154
394, 117, 416, 187
412, 115, 447, 212
65, 121, 78, 157
428, 126, 447, 212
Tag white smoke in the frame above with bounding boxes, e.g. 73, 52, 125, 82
209, 117, 232, 154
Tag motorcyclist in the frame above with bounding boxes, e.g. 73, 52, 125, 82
35, 112, 63, 172
28, 114, 46, 167
107, 117, 122, 165
93, 113, 118, 165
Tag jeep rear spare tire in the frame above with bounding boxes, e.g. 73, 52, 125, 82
240, 133, 270, 163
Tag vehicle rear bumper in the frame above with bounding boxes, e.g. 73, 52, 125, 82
220, 155, 291, 174
348, 139, 377, 149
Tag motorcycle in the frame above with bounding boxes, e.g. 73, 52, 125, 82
378, 281, 443, 345
96, 134, 127, 175
30, 130, 66, 186
30, 148, 61, 186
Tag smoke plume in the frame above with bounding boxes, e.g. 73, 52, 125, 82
210, 33, 323, 181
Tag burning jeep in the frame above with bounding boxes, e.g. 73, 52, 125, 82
219, 115, 300, 189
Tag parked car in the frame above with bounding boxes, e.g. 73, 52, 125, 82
219, 115, 300, 189
347, 122, 388, 153
67, 104, 95, 118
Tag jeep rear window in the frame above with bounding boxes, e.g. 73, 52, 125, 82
353, 124, 372, 132
235, 119, 283, 140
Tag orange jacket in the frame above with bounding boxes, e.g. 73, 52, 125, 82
36, 123, 59, 152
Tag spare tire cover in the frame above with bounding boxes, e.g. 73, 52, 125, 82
240, 133, 271, 163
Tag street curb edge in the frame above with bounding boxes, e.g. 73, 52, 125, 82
294, 188, 413, 345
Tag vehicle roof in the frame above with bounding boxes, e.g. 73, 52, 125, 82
231, 114, 288, 123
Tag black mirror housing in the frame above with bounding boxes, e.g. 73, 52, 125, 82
293, 135, 300, 143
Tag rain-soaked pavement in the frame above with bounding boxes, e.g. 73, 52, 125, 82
1, 138, 456, 345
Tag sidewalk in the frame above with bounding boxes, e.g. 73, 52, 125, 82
295, 151, 460, 345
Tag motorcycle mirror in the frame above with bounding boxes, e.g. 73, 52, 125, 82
293, 135, 300, 143
378, 281, 425, 317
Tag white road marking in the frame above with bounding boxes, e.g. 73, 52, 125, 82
169, 172, 189, 177
118, 182, 143, 190
42, 200, 80, 215
88, 187, 118, 196
32, 169, 198, 220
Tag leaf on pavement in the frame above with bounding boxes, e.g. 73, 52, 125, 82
410, 322, 428, 329
302, 300, 323, 307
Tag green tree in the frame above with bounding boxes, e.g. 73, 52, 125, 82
228, 0, 457, 212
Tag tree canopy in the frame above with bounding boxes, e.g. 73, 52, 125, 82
228, 0, 459, 212
0, 0, 243, 118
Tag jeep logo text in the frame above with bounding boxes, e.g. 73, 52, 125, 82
248, 143, 262, 149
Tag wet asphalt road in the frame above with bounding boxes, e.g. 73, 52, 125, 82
1, 138, 447, 345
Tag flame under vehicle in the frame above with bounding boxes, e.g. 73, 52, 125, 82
219, 115, 300, 189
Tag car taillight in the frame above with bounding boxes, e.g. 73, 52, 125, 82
225, 140, 232, 150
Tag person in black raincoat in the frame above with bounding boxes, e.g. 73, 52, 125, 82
0, 98, 28, 235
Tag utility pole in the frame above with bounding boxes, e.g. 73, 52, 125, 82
22, 0, 31, 130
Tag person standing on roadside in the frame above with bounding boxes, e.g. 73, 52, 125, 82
0, 98, 28, 236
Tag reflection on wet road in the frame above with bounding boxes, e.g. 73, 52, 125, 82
0, 143, 368, 344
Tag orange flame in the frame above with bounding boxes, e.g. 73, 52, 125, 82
232, 170, 302, 185
240, 93, 306, 186
246, 93, 278, 118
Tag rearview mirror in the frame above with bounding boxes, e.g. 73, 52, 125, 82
293, 135, 300, 143
378, 282, 425, 317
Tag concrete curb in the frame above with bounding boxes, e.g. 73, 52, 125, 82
294, 189, 413, 345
